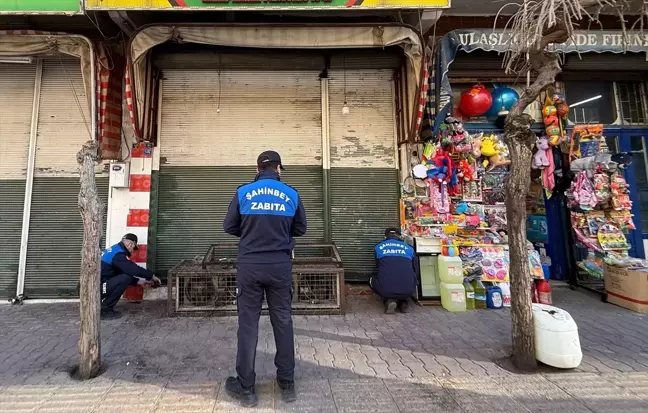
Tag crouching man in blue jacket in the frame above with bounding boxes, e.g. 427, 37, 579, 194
223, 151, 307, 407
371, 228, 418, 314
100, 233, 160, 320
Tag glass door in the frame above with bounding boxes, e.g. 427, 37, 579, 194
618, 131, 648, 259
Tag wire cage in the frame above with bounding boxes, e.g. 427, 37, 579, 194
167, 244, 345, 316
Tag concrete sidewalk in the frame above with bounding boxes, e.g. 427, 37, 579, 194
0, 284, 647, 412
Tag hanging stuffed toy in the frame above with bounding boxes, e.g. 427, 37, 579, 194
542, 92, 567, 146
532, 136, 550, 169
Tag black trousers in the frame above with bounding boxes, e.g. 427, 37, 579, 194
369, 277, 411, 301
236, 262, 294, 389
101, 274, 132, 310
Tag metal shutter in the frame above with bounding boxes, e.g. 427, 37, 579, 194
328, 69, 399, 281
156, 69, 323, 276
23, 58, 107, 298
0, 63, 35, 298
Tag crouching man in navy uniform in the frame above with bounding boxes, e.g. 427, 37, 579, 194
100, 233, 160, 320
371, 228, 418, 314
223, 151, 307, 407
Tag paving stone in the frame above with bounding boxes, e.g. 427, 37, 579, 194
1, 288, 648, 411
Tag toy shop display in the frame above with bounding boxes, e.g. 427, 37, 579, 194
566, 124, 640, 292
402, 112, 514, 311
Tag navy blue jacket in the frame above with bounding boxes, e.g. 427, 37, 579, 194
373, 237, 418, 298
223, 171, 307, 263
100, 242, 154, 284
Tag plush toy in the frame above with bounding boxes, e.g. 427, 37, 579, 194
552, 93, 570, 119
480, 134, 498, 158
455, 202, 470, 214
532, 136, 550, 169
470, 134, 483, 159
542, 93, 566, 147
457, 159, 474, 182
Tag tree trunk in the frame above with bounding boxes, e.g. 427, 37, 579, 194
503, 47, 563, 371
76, 141, 104, 379
504, 115, 537, 371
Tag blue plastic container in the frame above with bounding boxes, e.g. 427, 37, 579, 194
486, 285, 504, 309
542, 264, 551, 280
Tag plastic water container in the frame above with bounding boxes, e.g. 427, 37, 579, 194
438, 256, 463, 284
440, 282, 466, 312
532, 303, 582, 369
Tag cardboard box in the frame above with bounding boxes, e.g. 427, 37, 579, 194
604, 264, 648, 313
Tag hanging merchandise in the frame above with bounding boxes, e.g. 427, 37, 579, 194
610, 172, 632, 211
542, 92, 568, 147
564, 125, 643, 297
532, 136, 551, 169
485, 84, 520, 118
459, 84, 493, 117
567, 171, 597, 210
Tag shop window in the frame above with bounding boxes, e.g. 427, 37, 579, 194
450, 82, 542, 125
617, 82, 647, 125
563, 81, 617, 124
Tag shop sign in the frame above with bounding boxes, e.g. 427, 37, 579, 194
0, 0, 81, 14
84, 0, 450, 10
455, 29, 648, 54
433, 29, 648, 136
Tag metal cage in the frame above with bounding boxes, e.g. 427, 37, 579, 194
167, 244, 345, 316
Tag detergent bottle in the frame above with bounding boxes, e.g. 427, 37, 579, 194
464, 278, 475, 310
499, 282, 511, 307
471, 278, 487, 309
486, 284, 504, 309
536, 279, 552, 305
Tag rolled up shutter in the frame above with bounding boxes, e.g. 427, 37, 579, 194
23, 58, 108, 298
328, 69, 399, 281
156, 69, 323, 276
0, 63, 35, 298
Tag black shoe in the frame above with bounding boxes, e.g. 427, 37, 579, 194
100, 309, 122, 320
225, 376, 258, 407
384, 299, 397, 314
398, 300, 410, 313
277, 379, 296, 403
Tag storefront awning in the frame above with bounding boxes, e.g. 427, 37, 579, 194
127, 24, 425, 141
434, 29, 648, 134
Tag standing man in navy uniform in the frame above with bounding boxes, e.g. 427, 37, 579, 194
371, 228, 418, 314
223, 150, 307, 407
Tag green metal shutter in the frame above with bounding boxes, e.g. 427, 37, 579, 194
328, 69, 400, 281
155, 69, 323, 276
23, 58, 108, 298
0, 63, 36, 298
24, 178, 109, 298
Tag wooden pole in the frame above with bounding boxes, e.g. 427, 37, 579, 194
76, 140, 104, 379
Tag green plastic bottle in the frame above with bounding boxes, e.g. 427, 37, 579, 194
471, 278, 487, 309
464, 278, 475, 310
